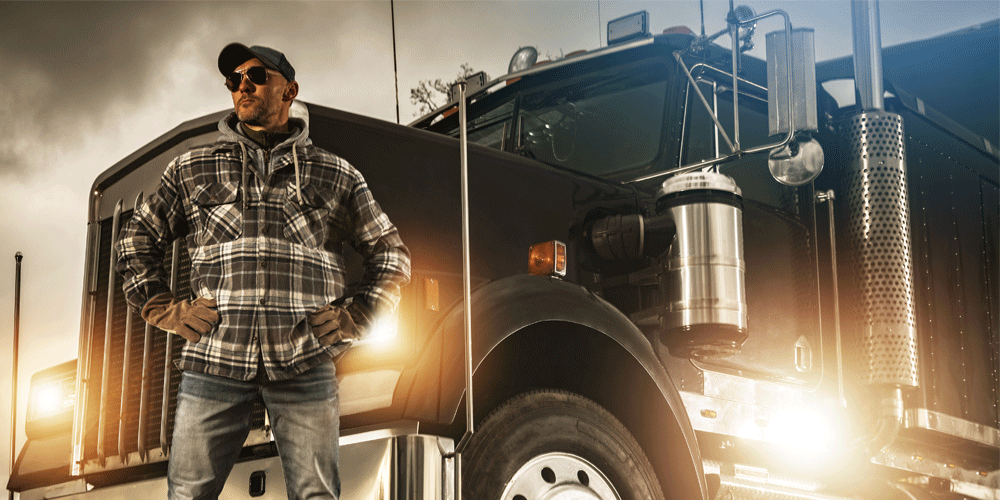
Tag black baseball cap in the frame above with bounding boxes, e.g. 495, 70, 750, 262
218, 43, 295, 82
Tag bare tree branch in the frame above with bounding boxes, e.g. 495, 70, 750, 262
410, 64, 487, 116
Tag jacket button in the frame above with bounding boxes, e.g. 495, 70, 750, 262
259, 260, 267, 269
259, 298, 267, 305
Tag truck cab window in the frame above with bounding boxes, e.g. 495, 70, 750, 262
682, 79, 799, 214
516, 62, 668, 177
466, 101, 514, 149
432, 99, 515, 151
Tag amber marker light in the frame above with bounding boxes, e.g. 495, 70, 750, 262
528, 240, 567, 277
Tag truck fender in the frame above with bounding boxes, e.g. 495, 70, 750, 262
401, 274, 708, 499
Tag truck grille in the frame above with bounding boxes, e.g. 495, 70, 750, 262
80, 211, 265, 471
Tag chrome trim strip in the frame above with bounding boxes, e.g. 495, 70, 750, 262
340, 420, 420, 447
97, 199, 124, 465
72, 221, 101, 476
905, 409, 1000, 449
117, 193, 142, 462
160, 238, 181, 455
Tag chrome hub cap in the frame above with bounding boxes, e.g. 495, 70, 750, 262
500, 452, 622, 500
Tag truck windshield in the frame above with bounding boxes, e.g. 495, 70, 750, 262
427, 60, 669, 179
516, 62, 668, 177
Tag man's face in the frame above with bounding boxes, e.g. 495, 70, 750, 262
229, 58, 292, 130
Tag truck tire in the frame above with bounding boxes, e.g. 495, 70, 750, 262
461, 389, 665, 500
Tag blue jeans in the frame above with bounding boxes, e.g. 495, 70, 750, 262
167, 359, 340, 500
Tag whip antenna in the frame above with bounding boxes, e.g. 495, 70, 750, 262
10, 252, 23, 500
700, 0, 706, 37
391, 0, 400, 124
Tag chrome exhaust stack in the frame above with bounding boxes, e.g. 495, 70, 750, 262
846, 0, 918, 456
843, 111, 918, 390
843, 110, 917, 455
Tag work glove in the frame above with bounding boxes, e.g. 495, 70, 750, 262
141, 292, 220, 343
308, 301, 373, 346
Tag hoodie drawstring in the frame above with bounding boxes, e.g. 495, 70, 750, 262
292, 143, 304, 205
238, 142, 248, 214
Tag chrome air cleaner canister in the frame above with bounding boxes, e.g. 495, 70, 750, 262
656, 172, 748, 359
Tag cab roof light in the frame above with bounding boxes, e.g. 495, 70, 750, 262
529, 240, 568, 277
663, 26, 694, 35
508, 46, 539, 74
608, 11, 650, 45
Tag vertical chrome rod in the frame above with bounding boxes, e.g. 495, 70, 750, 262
459, 80, 474, 440
730, 18, 741, 151
851, 0, 885, 111
160, 239, 181, 456
10, 252, 23, 500
443, 79, 475, 500
97, 200, 124, 465
821, 191, 846, 407
458, 82, 475, 434
712, 80, 720, 161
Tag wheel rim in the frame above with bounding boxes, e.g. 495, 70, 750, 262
500, 452, 623, 500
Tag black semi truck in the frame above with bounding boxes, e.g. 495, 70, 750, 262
8, 4, 998, 500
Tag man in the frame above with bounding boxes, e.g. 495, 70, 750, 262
115, 43, 410, 500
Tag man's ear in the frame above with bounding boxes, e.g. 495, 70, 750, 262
283, 81, 299, 102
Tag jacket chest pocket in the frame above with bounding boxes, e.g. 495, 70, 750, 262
192, 182, 242, 246
282, 184, 331, 248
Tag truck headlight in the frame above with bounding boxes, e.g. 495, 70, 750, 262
765, 406, 849, 469
361, 313, 399, 346
770, 407, 837, 451
25, 360, 76, 439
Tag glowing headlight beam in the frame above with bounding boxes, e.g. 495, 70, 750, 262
28, 379, 75, 420
34, 384, 62, 416
360, 313, 400, 347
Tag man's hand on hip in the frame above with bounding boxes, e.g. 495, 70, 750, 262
141, 292, 219, 343
308, 302, 371, 346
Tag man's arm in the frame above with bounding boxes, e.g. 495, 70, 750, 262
115, 159, 190, 313
345, 170, 411, 325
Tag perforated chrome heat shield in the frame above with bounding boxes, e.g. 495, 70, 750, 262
843, 111, 919, 387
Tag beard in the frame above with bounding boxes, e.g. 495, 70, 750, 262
236, 96, 267, 126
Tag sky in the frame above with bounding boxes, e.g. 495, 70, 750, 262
1, 0, 997, 492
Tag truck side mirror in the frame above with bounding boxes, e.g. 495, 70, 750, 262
766, 28, 823, 186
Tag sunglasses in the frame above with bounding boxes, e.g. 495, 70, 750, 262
225, 66, 280, 92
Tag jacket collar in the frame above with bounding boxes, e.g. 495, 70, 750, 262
212, 112, 311, 155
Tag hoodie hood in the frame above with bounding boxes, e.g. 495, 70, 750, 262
217, 112, 312, 151
216, 102, 313, 205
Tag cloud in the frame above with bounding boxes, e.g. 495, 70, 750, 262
0, 2, 196, 180
0, 65, 55, 182
0, 2, 388, 181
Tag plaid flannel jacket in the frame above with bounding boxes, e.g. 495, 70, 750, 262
115, 113, 410, 381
